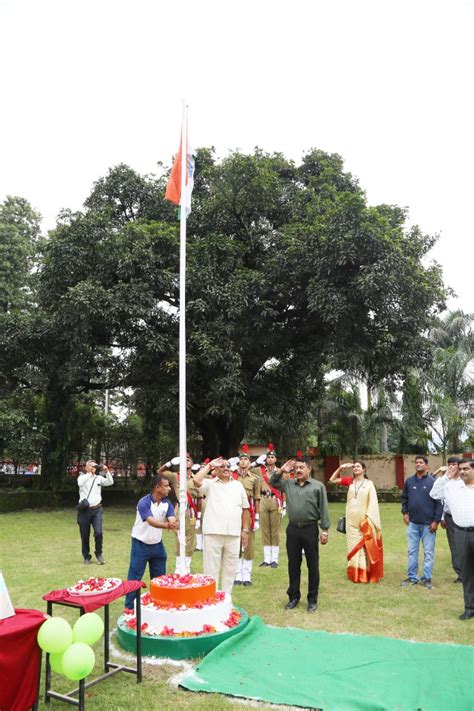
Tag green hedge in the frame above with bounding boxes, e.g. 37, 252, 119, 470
1, 487, 401, 512
0, 488, 148, 513
327, 490, 401, 503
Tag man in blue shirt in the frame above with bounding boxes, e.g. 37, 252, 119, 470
124, 475, 179, 610
401, 456, 443, 589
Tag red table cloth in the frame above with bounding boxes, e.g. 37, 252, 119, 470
43, 580, 145, 612
0, 608, 47, 711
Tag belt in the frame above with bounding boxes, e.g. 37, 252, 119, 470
454, 522, 474, 532
291, 521, 317, 528
261, 491, 276, 498
89, 503, 102, 510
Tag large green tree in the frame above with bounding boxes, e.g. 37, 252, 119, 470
0, 149, 448, 485
0, 196, 41, 313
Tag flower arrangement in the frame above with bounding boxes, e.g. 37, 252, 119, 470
140, 590, 226, 611
123, 609, 241, 637
67, 577, 120, 595
151, 574, 215, 589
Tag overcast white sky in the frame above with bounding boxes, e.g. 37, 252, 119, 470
1, 0, 473, 312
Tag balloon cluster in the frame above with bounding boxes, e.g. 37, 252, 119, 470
37, 613, 104, 681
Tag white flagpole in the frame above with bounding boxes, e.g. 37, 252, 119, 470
177, 101, 188, 574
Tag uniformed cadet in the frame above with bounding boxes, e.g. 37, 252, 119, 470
191, 463, 204, 550
255, 443, 285, 568
158, 454, 202, 573
234, 444, 261, 586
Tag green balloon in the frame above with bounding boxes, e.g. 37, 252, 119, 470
37, 617, 73, 654
50, 652, 65, 675
73, 613, 104, 645
62, 642, 95, 681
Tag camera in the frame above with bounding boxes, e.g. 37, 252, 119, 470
94, 464, 103, 474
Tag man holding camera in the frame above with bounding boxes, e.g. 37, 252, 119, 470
77, 460, 114, 565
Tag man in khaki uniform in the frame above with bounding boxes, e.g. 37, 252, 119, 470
255, 444, 284, 568
158, 454, 202, 573
234, 446, 261, 586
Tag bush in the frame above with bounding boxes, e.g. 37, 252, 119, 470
0, 488, 146, 513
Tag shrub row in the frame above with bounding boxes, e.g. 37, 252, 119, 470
1, 487, 401, 513
0, 488, 148, 513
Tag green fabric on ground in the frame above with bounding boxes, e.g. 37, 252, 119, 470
180, 616, 474, 710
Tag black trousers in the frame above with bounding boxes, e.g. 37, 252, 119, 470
286, 522, 319, 604
445, 513, 462, 578
455, 527, 474, 613
77, 506, 103, 559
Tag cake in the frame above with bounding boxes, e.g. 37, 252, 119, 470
124, 574, 240, 637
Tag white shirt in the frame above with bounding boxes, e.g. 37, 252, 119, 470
440, 477, 465, 516
131, 494, 175, 544
77, 471, 114, 506
430, 475, 474, 528
200, 477, 249, 536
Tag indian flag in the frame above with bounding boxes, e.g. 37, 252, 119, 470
165, 133, 196, 216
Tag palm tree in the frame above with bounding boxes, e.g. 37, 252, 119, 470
318, 378, 372, 459
418, 310, 473, 460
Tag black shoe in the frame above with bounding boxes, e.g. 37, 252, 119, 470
422, 579, 432, 590
270, 562, 278, 568
307, 603, 318, 613
96, 554, 105, 565
234, 580, 242, 585
243, 581, 252, 587
285, 598, 299, 610
259, 561, 270, 567
454, 577, 463, 583
84, 557, 91, 565
459, 611, 474, 620
401, 578, 418, 586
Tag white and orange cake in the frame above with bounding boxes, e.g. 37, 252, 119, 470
125, 574, 239, 636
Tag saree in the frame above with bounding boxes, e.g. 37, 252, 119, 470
345, 479, 383, 583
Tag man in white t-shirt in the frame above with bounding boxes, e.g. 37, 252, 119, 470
124, 475, 179, 610
193, 458, 250, 593
431, 461, 474, 620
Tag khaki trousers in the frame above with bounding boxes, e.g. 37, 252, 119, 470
243, 530, 255, 561
174, 512, 196, 557
203, 534, 240, 593
260, 496, 281, 546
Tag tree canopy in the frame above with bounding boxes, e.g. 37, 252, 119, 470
0, 148, 450, 486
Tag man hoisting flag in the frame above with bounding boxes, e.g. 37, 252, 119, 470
165, 103, 195, 573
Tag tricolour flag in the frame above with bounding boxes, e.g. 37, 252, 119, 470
165, 135, 195, 216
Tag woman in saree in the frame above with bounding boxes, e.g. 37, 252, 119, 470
329, 461, 383, 583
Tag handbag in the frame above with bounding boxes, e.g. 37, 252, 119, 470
336, 516, 346, 534
77, 479, 96, 512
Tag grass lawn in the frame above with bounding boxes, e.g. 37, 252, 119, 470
2, 503, 471, 710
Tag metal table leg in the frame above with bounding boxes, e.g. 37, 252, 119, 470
135, 589, 142, 682
44, 601, 52, 703
104, 604, 109, 673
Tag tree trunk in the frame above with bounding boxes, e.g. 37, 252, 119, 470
200, 416, 246, 459
40, 386, 74, 490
